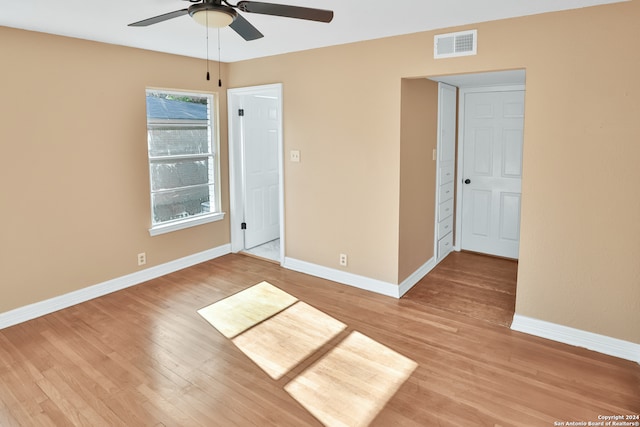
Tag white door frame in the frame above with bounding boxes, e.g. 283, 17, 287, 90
454, 84, 526, 252
227, 83, 285, 264
434, 82, 457, 263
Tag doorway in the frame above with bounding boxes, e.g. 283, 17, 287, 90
432, 70, 526, 260
403, 251, 517, 327
228, 84, 284, 263
415, 70, 525, 325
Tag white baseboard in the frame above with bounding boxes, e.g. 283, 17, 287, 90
511, 314, 640, 364
0, 244, 231, 330
284, 257, 400, 297
283, 257, 436, 299
398, 257, 436, 297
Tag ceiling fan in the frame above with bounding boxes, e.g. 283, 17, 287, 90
128, 0, 334, 41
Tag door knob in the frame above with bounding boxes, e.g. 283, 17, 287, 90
464, 179, 471, 184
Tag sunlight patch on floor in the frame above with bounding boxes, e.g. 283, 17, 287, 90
233, 301, 346, 379
285, 331, 418, 427
198, 281, 418, 426
197, 281, 297, 338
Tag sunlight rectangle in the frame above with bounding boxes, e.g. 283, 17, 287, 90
285, 331, 418, 427
232, 301, 347, 380
197, 281, 297, 338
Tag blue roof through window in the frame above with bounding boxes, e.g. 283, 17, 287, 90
146, 96, 207, 120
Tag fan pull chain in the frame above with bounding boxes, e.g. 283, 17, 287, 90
218, 28, 222, 87
205, 14, 210, 81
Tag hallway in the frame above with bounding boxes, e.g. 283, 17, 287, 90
403, 251, 517, 327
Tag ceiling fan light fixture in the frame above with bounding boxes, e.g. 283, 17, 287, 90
189, 5, 237, 28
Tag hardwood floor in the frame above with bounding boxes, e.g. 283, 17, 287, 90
403, 251, 518, 327
0, 254, 638, 426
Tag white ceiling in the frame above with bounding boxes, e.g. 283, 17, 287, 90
1, 0, 625, 63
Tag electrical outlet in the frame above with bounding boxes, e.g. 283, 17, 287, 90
339, 253, 348, 267
137, 252, 146, 266
290, 150, 300, 162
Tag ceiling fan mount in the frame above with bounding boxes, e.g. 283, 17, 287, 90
128, 0, 334, 41
188, 2, 238, 28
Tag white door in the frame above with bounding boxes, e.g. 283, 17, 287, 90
228, 84, 283, 258
241, 94, 281, 249
460, 89, 525, 259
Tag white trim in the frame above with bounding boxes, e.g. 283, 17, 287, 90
284, 257, 401, 298
227, 83, 285, 264
458, 84, 526, 94
275, 87, 285, 264
398, 257, 437, 297
145, 89, 223, 235
0, 244, 231, 330
149, 212, 225, 236
454, 85, 463, 252
511, 314, 640, 364
227, 89, 244, 254
283, 257, 437, 299
435, 82, 457, 261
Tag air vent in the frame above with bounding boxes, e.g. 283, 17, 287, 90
434, 30, 477, 59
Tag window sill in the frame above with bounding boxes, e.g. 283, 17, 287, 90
149, 212, 225, 236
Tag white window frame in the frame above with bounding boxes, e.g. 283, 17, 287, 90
145, 88, 224, 236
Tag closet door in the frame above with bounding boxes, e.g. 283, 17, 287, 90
459, 89, 524, 259
435, 83, 457, 261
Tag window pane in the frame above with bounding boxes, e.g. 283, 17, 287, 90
148, 126, 210, 157
150, 158, 211, 191
146, 93, 209, 120
145, 89, 219, 229
151, 185, 214, 224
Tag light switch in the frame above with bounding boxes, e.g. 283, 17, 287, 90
290, 150, 300, 162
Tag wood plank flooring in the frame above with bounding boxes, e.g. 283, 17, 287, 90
403, 251, 518, 327
0, 254, 638, 426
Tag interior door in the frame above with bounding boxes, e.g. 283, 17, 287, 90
242, 94, 281, 249
460, 89, 524, 259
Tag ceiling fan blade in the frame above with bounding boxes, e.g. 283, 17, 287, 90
128, 9, 189, 27
236, 1, 333, 23
229, 13, 264, 41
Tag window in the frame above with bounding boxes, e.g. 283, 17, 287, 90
145, 89, 223, 236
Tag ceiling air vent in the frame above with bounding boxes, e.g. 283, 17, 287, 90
434, 30, 477, 59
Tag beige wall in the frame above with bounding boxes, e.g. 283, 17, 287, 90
229, 46, 405, 283
229, 1, 640, 344
398, 79, 438, 282
0, 27, 230, 313
2, 0, 639, 345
